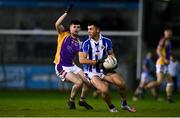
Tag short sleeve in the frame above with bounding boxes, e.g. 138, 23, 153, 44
106, 39, 113, 51
80, 38, 90, 53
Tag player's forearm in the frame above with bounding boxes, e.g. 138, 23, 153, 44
79, 52, 97, 65
79, 58, 96, 65
55, 13, 67, 32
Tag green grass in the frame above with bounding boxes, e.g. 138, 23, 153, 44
0, 90, 180, 117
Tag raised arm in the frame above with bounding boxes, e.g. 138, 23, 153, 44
55, 13, 67, 33
55, 4, 74, 33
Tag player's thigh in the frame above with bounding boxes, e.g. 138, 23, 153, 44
139, 72, 149, 87
91, 76, 108, 92
139, 79, 146, 88
66, 72, 82, 85
156, 72, 164, 84
165, 74, 173, 83
104, 73, 125, 86
77, 70, 91, 86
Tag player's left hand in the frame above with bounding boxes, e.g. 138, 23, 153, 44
65, 3, 74, 14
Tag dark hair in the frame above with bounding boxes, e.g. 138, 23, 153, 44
70, 20, 81, 25
88, 21, 101, 29
164, 26, 172, 31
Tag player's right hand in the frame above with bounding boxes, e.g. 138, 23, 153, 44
65, 4, 74, 14
95, 55, 108, 69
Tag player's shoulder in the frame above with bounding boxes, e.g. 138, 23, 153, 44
159, 37, 166, 43
102, 35, 111, 41
101, 36, 112, 44
81, 36, 91, 47
58, 31, 70, 36
158, 37, 166, 46
82, 36, 90, 43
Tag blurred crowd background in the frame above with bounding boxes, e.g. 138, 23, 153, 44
0, 0, 180, 91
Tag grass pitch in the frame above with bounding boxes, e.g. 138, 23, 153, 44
0, 90, 180, 117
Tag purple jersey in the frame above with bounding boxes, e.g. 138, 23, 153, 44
54, 31, 80, 68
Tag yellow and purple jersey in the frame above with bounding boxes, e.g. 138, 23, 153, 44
156, 37, 172, 65
54, 31, 80, 67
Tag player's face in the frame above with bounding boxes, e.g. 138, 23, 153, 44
70, 24, 81, 36
88, 25, 100, 38
147, 52, 152, 59
164, 29, 172, 39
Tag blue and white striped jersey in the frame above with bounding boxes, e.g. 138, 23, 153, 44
80, 34, 113, 73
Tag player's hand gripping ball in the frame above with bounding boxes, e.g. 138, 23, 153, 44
103, 55, 117, 69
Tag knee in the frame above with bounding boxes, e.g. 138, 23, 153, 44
75, 79, 83, 88
117, 80, 126, 90
82, 84, 90, 91
167, 82, 173, 87
156, 81, 162, 86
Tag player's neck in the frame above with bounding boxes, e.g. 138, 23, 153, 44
71, 34, 78, 38
93, 34, 100, 41
164, 35, 171, 39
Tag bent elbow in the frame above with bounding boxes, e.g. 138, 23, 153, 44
55, 21, 59, 29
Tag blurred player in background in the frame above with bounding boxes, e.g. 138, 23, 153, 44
169, 54, 179, 93
132, 51, 161, 101
145, 27, 174, 103
54, 4, 93, 110
79, 21, 136, 112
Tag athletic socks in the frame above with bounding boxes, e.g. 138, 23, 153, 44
122, 100, 127, 107
108, 104, 115, 109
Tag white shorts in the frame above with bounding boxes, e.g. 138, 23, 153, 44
55, 64, 82, 81
156, 64, 169, 74
141, 72, 153, 84
62, 65, 82, 74
84, 71, 105, 81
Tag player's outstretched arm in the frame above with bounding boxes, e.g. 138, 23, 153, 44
55, 4, 74, 33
